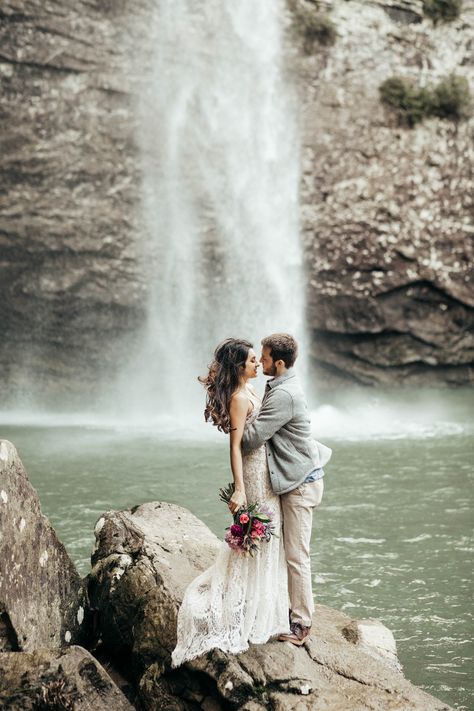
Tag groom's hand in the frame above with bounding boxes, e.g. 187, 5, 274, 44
229, 489, 247, 515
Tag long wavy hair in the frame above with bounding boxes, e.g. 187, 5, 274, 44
199, 338, 253, 433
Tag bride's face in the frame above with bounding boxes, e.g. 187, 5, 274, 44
242, 348, 259, 380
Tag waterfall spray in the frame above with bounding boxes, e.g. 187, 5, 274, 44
123, 0, 304, 420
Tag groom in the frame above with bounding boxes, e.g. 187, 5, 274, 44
241, 333, 331, 646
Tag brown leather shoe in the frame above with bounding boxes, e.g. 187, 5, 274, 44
278, 622, 311, 646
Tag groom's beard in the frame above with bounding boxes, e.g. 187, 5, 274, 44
264, 364, 277, 377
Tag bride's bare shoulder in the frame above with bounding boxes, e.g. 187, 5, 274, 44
230, 389, 249, 406
229, 390, 250, 424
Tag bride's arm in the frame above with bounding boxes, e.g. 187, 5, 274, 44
228, 393, 249, 515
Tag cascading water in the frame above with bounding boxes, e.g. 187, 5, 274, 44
123, 0, 304, 420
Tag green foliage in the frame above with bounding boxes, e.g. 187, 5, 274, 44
379, 77, 432, 127
219, 481, 235, 505
431, 74, 472, 121
379, 74, 472, 127
292, 4, 337, 53
423, 0, 462, 23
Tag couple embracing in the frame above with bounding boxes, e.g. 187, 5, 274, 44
172, 333, 332, 667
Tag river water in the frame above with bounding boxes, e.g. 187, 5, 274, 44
1, 388, 472, 710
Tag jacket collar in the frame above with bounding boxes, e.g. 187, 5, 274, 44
266, 367, 296, 390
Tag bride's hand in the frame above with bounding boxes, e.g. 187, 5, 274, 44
229, 489, 247, 515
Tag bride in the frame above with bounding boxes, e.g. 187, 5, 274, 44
171, 338, 290, 667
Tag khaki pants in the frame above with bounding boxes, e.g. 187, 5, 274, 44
280, 478, 324, 628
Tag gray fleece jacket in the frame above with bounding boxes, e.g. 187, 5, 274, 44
241, 369, 332, 495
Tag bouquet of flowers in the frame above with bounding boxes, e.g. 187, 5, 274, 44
219, 482, 276, 556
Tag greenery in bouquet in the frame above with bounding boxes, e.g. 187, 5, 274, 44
219, 482, 276, 556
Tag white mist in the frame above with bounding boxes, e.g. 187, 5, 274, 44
120, 0, 304, 420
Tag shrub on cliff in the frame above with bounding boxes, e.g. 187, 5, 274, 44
291, 3, 337, 53
379, 77, 432, 127
379, 74, 472, 126
423, 0, 462, 23
431, 74, 472, 120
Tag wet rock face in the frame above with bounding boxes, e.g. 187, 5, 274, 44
0, 645, 135, 711
89, 500, 454, 710
299, 0, 474, 386
0, 0, 149, 404
0, 440, 88, 650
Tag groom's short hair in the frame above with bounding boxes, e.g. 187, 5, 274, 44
261, 333, 298, 368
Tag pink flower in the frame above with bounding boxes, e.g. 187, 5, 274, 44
252, 520, 265, 535
223, 494, 276, 553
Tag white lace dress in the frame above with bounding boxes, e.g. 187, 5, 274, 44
171, 397, 290, 667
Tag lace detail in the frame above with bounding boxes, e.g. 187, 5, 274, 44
171, 402, 289, 667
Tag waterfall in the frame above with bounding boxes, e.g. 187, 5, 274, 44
123, 0, 304, 420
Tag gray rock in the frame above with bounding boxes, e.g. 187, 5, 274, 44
379, 0, 424, 24
89, 500, 454, 710
342, 618, 402, 672
88, 501, 221, 665
0, 645, 135, 710
0, 440, 88, 651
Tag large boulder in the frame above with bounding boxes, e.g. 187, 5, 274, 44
0, 440, 89, 651
88, 501, 453, 710
0, 645, 135, 710
88, 501, 221, 670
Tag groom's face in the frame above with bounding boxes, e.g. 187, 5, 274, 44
260, 347, 277, 377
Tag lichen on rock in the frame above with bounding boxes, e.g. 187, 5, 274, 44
0, 440, 89, 651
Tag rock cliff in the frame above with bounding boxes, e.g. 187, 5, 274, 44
0, 0, 472, 397
0, 0, 147, 403
297, 0, 474, 385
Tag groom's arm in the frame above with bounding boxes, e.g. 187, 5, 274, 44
241, 389, 293, 452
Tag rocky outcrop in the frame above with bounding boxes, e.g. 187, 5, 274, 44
88, 501, 222, 671
297, 0, 474, 386
0, 441, 458, 709
0, 440, 137, 708
0, 645, 135, 710
0, 439, 89, 650
88, 500, 454, 710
